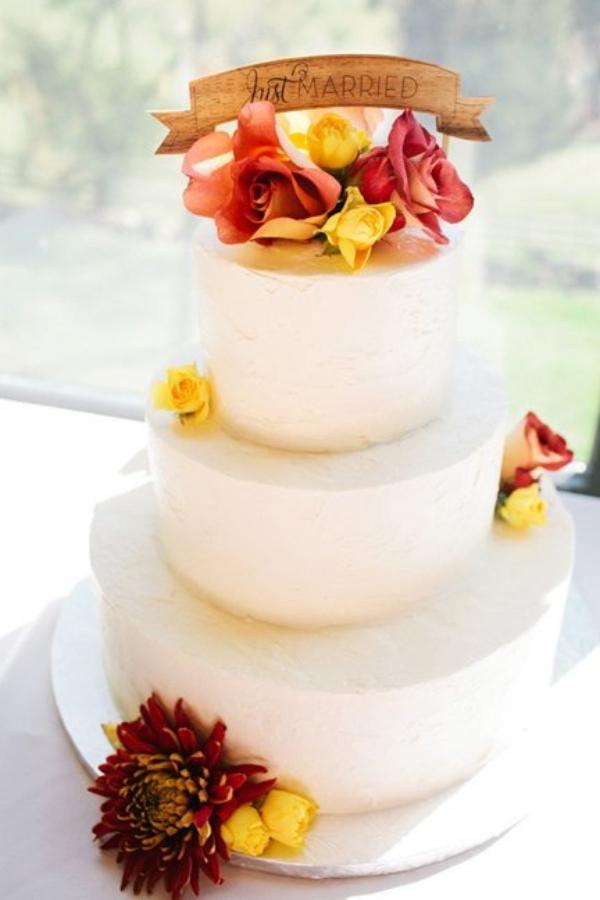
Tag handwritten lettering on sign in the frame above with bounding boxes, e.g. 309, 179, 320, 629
152, 55, 493, 154
245, 63, 421, 105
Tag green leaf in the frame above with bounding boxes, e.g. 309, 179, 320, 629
319, 242, 341, 257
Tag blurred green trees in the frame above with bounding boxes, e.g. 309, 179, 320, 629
401, 0, 578, 174
1, 0, 169, 209
0, 0, 397, 211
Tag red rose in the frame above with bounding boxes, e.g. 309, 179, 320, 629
356, 147, 397, 203
512, 467, 537, 490
351, 109, 473, 244
182, 102, 341, 243
501, 412, 574, 487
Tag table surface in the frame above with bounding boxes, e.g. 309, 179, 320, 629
1, 398, 599, 900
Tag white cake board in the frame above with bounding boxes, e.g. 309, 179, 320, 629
51, 579, 593, 880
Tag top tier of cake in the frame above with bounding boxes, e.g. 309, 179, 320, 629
195, 225, 461, 453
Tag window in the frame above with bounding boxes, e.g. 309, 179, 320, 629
2, 1, 599, 487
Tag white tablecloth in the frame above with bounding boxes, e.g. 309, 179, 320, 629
1, 399, 600, 899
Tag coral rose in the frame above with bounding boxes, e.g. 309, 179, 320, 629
501, 412, 574, 486
328, 105, 383, 137
351, 108, 474, 243
182, 101, 341, 243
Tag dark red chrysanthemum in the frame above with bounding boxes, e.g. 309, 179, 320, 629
89, 695, 276, 899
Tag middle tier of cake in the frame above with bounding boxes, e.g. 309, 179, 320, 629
148, 350, 506, 628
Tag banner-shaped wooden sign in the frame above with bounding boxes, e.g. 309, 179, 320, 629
152, 54, 493, 154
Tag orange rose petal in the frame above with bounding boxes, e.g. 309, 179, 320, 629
183, 166, 233, 217
182, 131, 233, 177
250, 216, 323, 241
213, 207, 253, 244
266, 176, 306, 219
292, 168, 341, 217
182, 132, 234, 218
234, 102, 280, 159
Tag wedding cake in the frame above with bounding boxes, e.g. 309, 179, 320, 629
89, 88, 574, 897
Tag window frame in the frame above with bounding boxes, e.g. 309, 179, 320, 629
2, 377, 599, 497
0, 374, 143, 422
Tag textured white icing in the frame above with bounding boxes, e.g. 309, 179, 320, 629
147, 350, 506, 628
93, 478, 573, 815
195, 225, 461, 452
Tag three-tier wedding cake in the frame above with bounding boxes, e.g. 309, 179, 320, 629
88, 75, 574, 898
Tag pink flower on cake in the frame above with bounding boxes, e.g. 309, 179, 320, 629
299, 105, 383, 137
332, 106, 383, 136
501, 411, 574, 488
182, 101, 341, 243
351, 109, 474, 243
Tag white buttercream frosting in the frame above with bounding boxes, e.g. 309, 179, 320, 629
147, 349, 506, 628
93, 477, 573, 815
195, 225, 461, 452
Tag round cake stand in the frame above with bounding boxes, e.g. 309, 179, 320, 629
51, 580, 570, 880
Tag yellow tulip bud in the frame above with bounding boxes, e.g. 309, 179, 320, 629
497, 483, 547, 529
307, 113, 368, 170
259, 789, 317, 849
221, 804, 270, 857
320, 186, 396, 272
151, 364, 211, 422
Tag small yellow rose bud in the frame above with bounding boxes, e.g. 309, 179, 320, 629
151, 363, 211, 422
259, 789, 317, 849
101, 722, 122, 750
221, 804, 270, 857
321, 186, 396, 272
497, 483, 547, 529
307, 113, 368, 171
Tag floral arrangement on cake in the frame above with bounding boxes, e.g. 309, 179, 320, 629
181, 101, 473, 272
496, 412, 573, 529
90, 694, 317, 899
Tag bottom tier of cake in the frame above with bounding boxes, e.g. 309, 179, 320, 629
91, 476, 573, 816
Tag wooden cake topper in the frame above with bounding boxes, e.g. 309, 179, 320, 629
151, 54, 493, 154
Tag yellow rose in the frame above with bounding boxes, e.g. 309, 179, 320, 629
259, 789, 317, 849
151, 364, 210, 422
307, 113, 370, 170
497, 483, 547, 529
221, 804, 270, 857
321, 186, 395, 272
